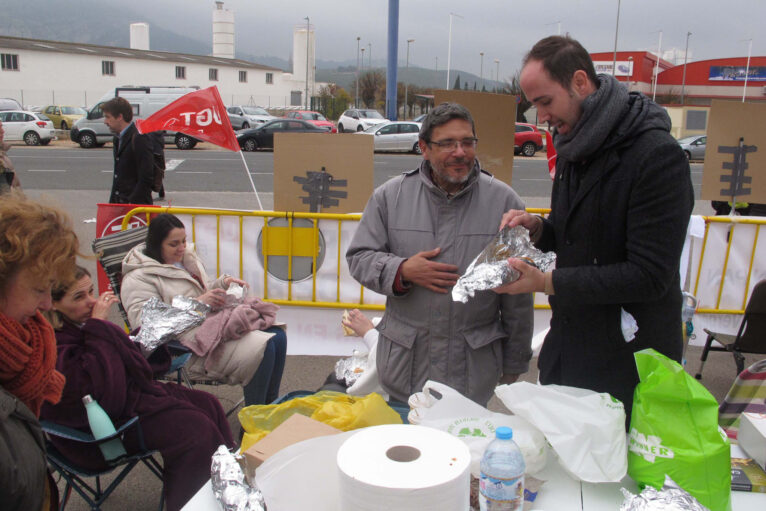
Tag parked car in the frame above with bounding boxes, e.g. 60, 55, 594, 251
40, 105, 87, 130
0, 110, 56, 145
226, 106, 275, 127
227, 111, 250, 130
677, 135, 706, 160
337, 109, 387, 133
236, 119, 329, 151
0, 98, 22, 111
356, 121, 422, 153
514, 123, 544, 157
284, 110, 337, 133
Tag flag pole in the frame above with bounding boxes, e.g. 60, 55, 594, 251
238, 150, 264, 210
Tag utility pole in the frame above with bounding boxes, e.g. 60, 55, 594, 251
611, 0, 621, 75
680, 31, 691, 105
495, 59, 500, 89
446, 12, 463, 89
743, 38, 753, 102
480, 52, 484, 91
304, 17, 310, 110
404, 39, 414, 119
652, 30, 662, 102
356, 37, 361, 108
368, 43, 372, 68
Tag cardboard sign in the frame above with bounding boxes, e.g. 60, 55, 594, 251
701, 100, 766, 203
433, 89, 517, 185
273, 133, 374, 213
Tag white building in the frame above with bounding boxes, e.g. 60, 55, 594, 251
0, 34, 322, 110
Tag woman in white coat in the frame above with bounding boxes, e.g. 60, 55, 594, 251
120, 214, 287, 406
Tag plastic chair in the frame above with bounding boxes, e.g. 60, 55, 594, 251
695, 279, 766, 379
41, 417, 164, 511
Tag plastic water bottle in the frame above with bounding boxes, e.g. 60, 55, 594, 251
82, 395, 127, 462
479, 426, 525, 511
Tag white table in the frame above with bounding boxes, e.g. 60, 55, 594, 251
183, 445, 766, 510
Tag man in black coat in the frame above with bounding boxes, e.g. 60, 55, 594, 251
102, 97, 154, 205
496, 36, 694, 420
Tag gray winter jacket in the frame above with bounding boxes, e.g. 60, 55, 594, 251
347, 160, 533, 405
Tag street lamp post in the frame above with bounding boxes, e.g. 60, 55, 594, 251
304, 16, 310, 110
743, 38, 753, 102
356, 37, 361, 108
612, 0, 621, 76
480, 52, 484, 91
404, 39, 414, 119
627, 56, 633, 91
446, 12, 463, 89
494, 58, 500, 90
368, 43, 372, 68
361, 47, 365, 70
680, 31, 691, 105
652, 30, 662, 102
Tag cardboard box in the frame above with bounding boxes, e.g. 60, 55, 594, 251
739, 412, 766, 471
244, 413, 341, 478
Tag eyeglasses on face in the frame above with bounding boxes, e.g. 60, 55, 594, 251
426, 137, 479, 152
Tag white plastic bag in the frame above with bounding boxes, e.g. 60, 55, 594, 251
408, 380, 547, 476
495, 382, 627, 482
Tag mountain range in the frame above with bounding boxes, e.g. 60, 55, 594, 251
0, 0, 503, 92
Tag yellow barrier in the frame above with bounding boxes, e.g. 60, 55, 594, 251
122, 208, 765, 317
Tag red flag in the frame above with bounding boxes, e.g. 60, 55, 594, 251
544, 129, 557, 180
135, 86, 239, 152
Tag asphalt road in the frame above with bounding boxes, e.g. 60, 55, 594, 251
9, 143, 705, 204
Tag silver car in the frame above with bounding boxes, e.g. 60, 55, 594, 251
678, 135, 706, 161
356, 121, 422, 153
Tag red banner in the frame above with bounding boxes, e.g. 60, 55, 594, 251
135, 86, 239, 152
544, 130, 557, 180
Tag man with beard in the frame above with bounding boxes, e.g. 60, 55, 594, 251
496, 36, 693, 420
346, 102, 533, 405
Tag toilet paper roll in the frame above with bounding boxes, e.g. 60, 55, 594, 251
336, 424, 471, 511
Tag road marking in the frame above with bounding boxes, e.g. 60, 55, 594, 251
177, 171, 212, 174
101, 170, 113, 173
27, 169, 67, 172
250, 172, 272, 175
165, 159, 184, 171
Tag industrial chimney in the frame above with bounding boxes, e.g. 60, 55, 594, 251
213, 1, 235, 59
130, 22, 150, 50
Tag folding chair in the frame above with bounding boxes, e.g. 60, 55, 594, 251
41, 417, 164, 511
695, 279, 766, 379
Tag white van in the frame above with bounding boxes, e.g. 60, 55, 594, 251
70, 86, 200, 149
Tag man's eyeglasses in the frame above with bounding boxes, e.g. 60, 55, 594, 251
426, 137, 479, 153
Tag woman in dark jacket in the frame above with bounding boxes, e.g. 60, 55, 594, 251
40, 266, 235, 511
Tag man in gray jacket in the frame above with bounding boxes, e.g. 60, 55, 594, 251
346, 103, 533, 405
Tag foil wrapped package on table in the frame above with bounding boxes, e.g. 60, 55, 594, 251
620, 476, 709, 511
334, 349, 369, 386
452, 225, 556, 303
211, 445, 266, 511
131, 296, 209, 354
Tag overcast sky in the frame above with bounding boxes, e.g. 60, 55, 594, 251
186, 0, 765, 79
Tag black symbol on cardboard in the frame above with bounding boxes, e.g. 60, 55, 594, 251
293, 167, 348, 212
718, 138, 757, 198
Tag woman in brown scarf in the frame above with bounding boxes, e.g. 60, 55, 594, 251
0, 191, 79, 511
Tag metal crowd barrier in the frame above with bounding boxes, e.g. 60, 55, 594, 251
122, 208, 765, 317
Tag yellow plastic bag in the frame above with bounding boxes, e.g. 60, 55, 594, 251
238, 391, 402, 452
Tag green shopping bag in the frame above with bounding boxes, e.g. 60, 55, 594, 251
628, 349, 731, 511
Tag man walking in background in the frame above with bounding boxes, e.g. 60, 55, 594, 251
102, 97, 153, 205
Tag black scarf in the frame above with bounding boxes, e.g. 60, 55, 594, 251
554, 74, 671, 162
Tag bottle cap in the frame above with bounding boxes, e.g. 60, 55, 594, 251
82, 394, 94, 405
496, 426, 513, 440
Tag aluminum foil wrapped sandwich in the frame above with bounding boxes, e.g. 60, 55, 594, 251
211, 446, 266, 511
131, 296, 209, 354
620, 476, 709, 511
452, 225, 556, 303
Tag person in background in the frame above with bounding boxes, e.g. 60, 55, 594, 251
41, 266, 234, 511
496, 35, 693, 420
0, 119, 22, 193
346, 102, 534, 406
102, 97, 154, 205
120, 213, 287, 406
0, 192, 79, 511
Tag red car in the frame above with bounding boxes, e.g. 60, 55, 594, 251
514, 122, 543, 157
284, 110, 337, 133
